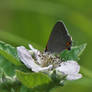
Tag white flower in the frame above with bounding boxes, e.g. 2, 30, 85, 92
56, 61, 82, 80
17, 46, 52, 72
17, 44, 82, 80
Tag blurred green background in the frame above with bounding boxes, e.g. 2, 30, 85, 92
0, 0, 92, 92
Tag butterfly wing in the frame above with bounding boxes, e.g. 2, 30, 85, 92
45, 21, 72, 53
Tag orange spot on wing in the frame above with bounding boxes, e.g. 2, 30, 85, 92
66, 42, 70, 46
66, 42, 71, 50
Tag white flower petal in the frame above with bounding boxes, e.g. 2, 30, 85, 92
29, 44, 42, 64
66, 73, 82, 80
56, 60, 80, 75
17, 46, 52, 72
29, 44, 38, 53
39, 65, 53, 72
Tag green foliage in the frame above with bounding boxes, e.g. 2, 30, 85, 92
20, 85, 33, 92
0, 57, 17, 77
0, 70, 21, 92
0, 0, 92, 91
0, 41, 30, 77
60, 43, 87, 61
16, 70, 52, 88
0, 41, 90, 92
0, 41, 22, 66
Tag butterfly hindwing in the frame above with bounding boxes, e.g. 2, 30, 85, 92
45, 21, 72, 53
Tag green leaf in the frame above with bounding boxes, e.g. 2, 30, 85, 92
0, 54, 29, 77
0, 57, 17, 77
60, 43, 87, 61
0, 41, 22, 66
20, 85, 33, 92
0, 72, 21, 92
16, 70, 52, 88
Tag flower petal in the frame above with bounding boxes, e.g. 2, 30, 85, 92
29, 44, 42, 64
66, 73, 82, 80
17, 46, 52, 72
29, 44, 38, 53
56, 60, 80, 75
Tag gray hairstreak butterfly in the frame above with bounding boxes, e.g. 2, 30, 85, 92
45, 21, 72, 53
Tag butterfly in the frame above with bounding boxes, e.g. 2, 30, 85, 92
45, 21, 72, 53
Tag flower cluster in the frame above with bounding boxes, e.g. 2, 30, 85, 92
17, 44, 82, 80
